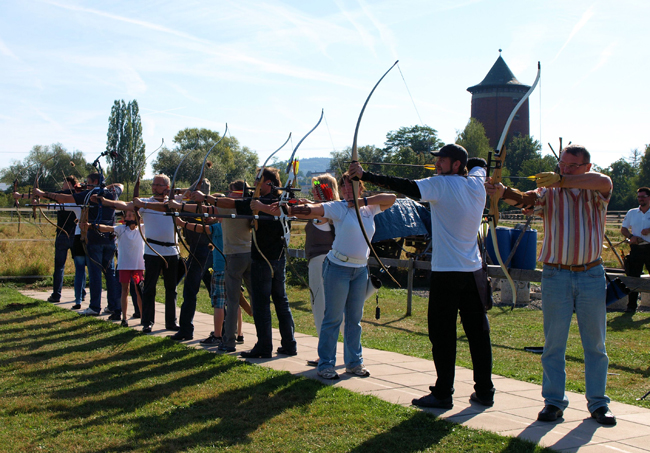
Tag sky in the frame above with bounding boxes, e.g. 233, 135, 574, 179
1, 0, 649, 177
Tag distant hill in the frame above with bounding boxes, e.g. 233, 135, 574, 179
293, 157, 332, 175
275, 156, 335, 190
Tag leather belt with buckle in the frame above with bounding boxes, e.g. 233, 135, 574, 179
543, 258, 603, 272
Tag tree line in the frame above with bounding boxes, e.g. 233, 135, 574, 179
1, 100, 648, 212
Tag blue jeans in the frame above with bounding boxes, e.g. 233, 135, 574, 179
317, 258, 367, 371
179, 246, 212, 335
250, 257, 295, 354
541, 263, 610, 412
51, 235, 74, 301
86, 241, 122, 314
73, 254, 87, 304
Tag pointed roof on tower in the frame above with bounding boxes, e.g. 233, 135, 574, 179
467, 53, 530, 93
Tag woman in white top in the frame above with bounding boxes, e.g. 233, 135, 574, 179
276, 173, 395, 380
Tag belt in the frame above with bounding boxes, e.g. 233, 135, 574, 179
331, 249, 367, 265
148, 238, 178, 247
543, 258, 603, 272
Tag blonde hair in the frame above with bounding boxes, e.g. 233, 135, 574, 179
153, 174, 170, 187
311, 173, 340, 201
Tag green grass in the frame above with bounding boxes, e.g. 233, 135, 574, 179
0, 288, 551, 452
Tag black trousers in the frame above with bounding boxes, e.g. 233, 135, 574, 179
428, 271, 494, 399
627, 244, 650, 308
142, 254, 180, 328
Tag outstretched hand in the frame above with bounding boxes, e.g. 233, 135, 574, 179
485, 177, 505, 198
348, 161, 364, 181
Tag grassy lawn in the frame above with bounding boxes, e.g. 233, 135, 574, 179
0, 288, 551, 452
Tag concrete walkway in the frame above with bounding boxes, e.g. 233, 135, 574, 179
20, 288, 650, 453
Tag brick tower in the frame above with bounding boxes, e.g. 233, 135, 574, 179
467, 52, 531, 148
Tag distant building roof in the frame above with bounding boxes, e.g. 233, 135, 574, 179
467, 55, 530, 93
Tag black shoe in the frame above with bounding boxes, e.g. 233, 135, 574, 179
131, 313, 141, 319
108, 312, 122, 321
470, 392, 494, 407
537, 405, 563, 422
307, 359, 319, 367
240, 349, 272, 359
412, 393, 453, 409
168, 332, 193, 341
200, 334, 222, 345
218, 344, 236, 352
120, 319, 128, 327
591, 406, 616, 425
236, 335, 244, 344
142, 325, 152, 334
625, 306, 637, 313
71, 304, 81, 310
277, 346, 297, 356
166, 324, 180, 331
47, 296, 60, 303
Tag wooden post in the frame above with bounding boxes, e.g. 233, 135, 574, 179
406, 256, 414, 316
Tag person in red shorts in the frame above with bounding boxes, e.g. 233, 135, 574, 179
83, 210, 145, 326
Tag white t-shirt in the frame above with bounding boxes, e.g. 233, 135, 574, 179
61, 204, 82, 235
622, 207, 650, 243
322, 201, 381, 268
416, 167, 486, 272
115, 224, 146, 270
140, 197, 180, 256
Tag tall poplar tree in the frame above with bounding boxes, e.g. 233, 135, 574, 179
106, 99, 145, 194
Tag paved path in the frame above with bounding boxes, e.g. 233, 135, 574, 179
20, 288, 650, 453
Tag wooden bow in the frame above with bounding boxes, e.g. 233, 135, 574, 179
351, 61, 401, 287
487, 61, 541, 310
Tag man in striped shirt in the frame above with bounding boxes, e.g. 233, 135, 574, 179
486, 144, 616, 426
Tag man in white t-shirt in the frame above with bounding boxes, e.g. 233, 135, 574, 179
102, 175, 181, 334
349, 144, 494, 409
621, 187, 650, 313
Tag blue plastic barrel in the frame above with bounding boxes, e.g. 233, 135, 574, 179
486, 227, 513, 266
511, 229, 538, 270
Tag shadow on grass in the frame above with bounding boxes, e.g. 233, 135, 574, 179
608, 311, 650, 331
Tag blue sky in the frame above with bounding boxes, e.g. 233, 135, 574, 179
1, 0, 648, 177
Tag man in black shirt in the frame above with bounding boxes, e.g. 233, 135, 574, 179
192, 167, 297, 358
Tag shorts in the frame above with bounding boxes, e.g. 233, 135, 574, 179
119, 269, 144, 284
210, 271, 226, 309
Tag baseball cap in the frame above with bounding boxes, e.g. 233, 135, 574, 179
431, 144, 468, 168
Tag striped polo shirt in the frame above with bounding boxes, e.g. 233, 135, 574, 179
536, 187, 610, 265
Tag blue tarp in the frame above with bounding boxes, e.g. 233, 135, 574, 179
372, 198, 431, 243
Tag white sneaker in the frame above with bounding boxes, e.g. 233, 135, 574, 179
345, 365, 370, 377
317, 368, 339, 380
79, 308, 100, 316
102, 307, 114, 315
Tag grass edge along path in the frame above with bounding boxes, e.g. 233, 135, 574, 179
0, 288, 552, 453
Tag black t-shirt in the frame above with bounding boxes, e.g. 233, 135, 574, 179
55, 190, 77, 238
235, 194, 289, 261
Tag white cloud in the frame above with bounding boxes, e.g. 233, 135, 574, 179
552, 3, 596, 62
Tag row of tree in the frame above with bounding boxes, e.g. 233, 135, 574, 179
1, 99, 648, 212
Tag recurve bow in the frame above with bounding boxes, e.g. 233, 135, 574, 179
350, 61, 401, 287
487, 61, 541, 310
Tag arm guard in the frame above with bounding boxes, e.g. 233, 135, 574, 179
360, 171, 422, 199
503, 186, 537, 210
